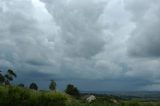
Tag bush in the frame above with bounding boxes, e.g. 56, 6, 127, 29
0, 85, 68, 106
29, 82, 38, 90
0, 73, 5, 83
38, 92, 67, 106
65, 84, 80, 97
18, 83, 25, 88
0, 86, 30, 106
49, 80, 56, 91
0, 85, 8, 105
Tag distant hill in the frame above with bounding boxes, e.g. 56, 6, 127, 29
81, 91, 160, 101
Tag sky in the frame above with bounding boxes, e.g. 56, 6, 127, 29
0, 0, 160, 91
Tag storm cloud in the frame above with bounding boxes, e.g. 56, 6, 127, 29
126, 0, 160, 57
0, 0, 160, 91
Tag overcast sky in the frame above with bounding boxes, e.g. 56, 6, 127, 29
0, 0, 160, 91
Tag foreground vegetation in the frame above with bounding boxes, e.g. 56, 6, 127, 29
1, 85, 160, 106
0, 69, 80, 106
0, 85, 68, 106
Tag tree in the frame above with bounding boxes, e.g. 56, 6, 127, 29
8, 69, 17, 77
29, 82, 38, 90
49, 80, 56, 91
18, 83, 25, 88
0, 71, 5, 84
65, 84, 80, 97
4, 69, 17, 85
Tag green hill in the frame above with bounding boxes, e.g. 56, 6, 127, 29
1, 84, 160, 106
0, 84, 68, 106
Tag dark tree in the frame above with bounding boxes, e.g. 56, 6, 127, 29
49, 80, 56, 91
0, 71, 5, 84
29, 83, 38, 90
5, 74, 13, 81
8, 69, 17, 77
65, 84, 80, 97
18, 83, 25, 88
4, 69, 17, 85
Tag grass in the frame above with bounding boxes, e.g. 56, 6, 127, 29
1, 84, 160, 106
0, 84, 68, 106
65, 96, 160, 106
67, 101, 160, 106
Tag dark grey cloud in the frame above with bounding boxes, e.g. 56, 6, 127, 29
0, 0, 160, 91
125, 0, 160, 57
26, 59, 52, 66
41, 0, 107, 59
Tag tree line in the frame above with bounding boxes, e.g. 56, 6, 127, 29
0, 69, 80, 97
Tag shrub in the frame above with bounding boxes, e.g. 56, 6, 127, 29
65, 84, 80, 97
0, 86, 30, 106
38, 92, 67, 106
125, 101, 140, 106
0, 85, 8, 105
0, 85, 68, 106
0, 73, 5, 84
49, 80, 56, 91
29, 82, 38, 90
18, 83, 25, 88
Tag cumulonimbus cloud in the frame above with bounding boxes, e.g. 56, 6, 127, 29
0, 0, 160, 90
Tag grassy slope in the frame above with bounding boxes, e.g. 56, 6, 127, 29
1, 84, 160, 106
0, 84, 68, 106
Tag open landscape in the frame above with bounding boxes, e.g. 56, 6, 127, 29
0, 0, 160, 106
1, 84, 160, 106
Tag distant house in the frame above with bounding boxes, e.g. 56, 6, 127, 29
86, 95, 96, 102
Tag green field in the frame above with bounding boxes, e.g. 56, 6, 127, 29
0, 84, 67, 106
1, 84, 160, 106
